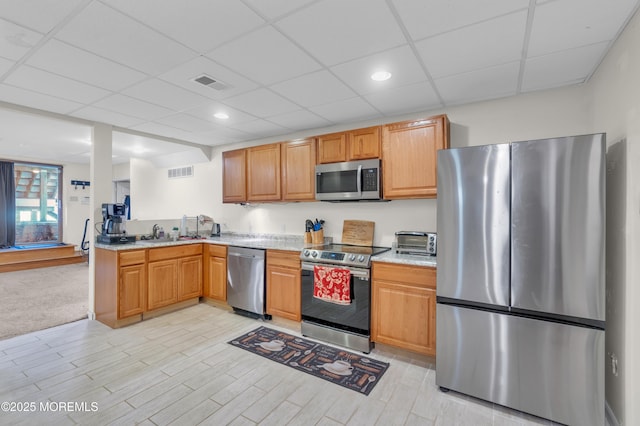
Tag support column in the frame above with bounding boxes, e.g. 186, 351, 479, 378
88, 123, 112, 319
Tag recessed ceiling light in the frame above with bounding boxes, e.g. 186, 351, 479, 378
132, 147, 146, 155
371, 70, 392, 81
214, 112, 229, 120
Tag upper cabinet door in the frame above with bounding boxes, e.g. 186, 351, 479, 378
317, 132, 347, 163
247, 143, 281, 202
282, 138, 316, 201
348, 126, 381, 160
222, 149, 247, 203
382, 115, 450, 199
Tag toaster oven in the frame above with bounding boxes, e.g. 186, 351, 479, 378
394, 231, 437, 256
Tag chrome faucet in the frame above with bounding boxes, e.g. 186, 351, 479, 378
152, 224, 160, 239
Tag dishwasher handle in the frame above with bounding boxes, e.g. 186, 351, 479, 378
228, 252, 260, 259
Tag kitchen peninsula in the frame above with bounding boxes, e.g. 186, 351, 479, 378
94, 234, 436, 356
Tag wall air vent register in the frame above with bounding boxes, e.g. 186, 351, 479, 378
168, 166, 194, 179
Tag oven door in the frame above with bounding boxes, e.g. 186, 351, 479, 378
300, 262, 371, 335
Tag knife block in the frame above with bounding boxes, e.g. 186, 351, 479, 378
311, 229, 324, 244
304, 231, 312, 244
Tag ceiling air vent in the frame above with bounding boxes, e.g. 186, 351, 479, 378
193, 74, 231, 90
168, 166, 194, 179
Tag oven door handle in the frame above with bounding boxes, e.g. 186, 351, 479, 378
301, 262, 370, 279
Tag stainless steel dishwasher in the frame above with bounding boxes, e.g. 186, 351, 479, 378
227, 246, 269, 319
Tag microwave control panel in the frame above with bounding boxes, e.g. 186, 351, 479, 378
362, 168, 378, 191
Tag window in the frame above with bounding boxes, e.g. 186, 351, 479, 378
14, 163, 62, 246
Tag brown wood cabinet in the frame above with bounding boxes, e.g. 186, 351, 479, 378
147, 244, 203, 311
222, 149, 247, 203
317, 132, 348, 163
281, 138, 316, 201
317, 126, 381, 164
348, 126, 381, 160
382, 115, 449, 199
371, 262, 436, 356
247, 143, 281, 201
204, 244, 227, 301
95, 248, 147, 328
147, 259, 178, 310
266, 250, 301, 321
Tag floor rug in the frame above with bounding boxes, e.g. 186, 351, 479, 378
228, 326, 389, 395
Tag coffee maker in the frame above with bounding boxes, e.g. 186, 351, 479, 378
97, 203, 136, 244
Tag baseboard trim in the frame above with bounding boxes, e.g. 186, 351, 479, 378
606, 401, 620, 426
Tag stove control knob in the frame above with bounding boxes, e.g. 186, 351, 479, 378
303, 249, 310, 257
349, 254, 356, 261
311, 251, 318, 258
358, 255, 365, 262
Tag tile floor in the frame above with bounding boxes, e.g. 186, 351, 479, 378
0, 303, 559, 425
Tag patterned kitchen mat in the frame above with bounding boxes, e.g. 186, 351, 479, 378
228, 326, 389, 396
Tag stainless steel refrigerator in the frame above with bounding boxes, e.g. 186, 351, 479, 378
436, 134, 605, 426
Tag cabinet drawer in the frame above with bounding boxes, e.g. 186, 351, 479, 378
148, 244, 203, 262
267, 250, 300, 269
207, 244, 227, 258
119, 250, 146, 266
372, 262, 436, 288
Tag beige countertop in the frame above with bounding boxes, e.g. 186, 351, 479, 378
94, 233, 321, 253
372, 250, 437, 268
95, 234, 436, 267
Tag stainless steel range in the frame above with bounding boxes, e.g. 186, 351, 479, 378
300, 243, 390, 353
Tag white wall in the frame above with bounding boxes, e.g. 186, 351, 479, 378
586, 8, 640, 425
62, 162, 91, 248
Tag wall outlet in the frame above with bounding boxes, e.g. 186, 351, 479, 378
610, 353, 619, 376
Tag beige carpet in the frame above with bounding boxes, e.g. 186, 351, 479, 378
0, 263, 89, 340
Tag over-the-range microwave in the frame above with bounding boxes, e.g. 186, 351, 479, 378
315, 159, 382, 201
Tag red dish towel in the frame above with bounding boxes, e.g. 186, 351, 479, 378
313, 265, 351, 305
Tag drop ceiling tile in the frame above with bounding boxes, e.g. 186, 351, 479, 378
277, 0, 406, 66
0, 57, 13, 75
528, 0, 639, 57
244, 0, 316, 20
130, 122, 199, 143
330, 45, 428, 95
266, 109, 332, 131
121, 79, 211, 112
269, 70, 356, 108
0, 0, 88, 34
0, 19, 43, 61
26, 39, 147, 91
0, 83, 83, 114
416, 11, 527, 79
195, 126, 255, 142
93, 94, 174, 121
70, 106, 147, 128
223, 88, 300, 118
185, 103, 256, 125
230, 119, 291, 137
5, 65, 110, 104
309, 97, 382, 123
522, 42, 609, 92
206, 26, 320, 86
158, 56, 258, 101
434, 62, 520, 105
107, 0, 265, 53
391, 0, 529, 41
54, 1, 197, 75
364, 82, 442, 116
154, 113, 218, 133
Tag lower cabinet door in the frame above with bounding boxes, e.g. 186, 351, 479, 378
205, 256, 227, 301
148, 260, 178, 310
178, 255, 203, 300
119, 264, 146, 318
372, 280, 436, 355
266, 265, 301, 321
